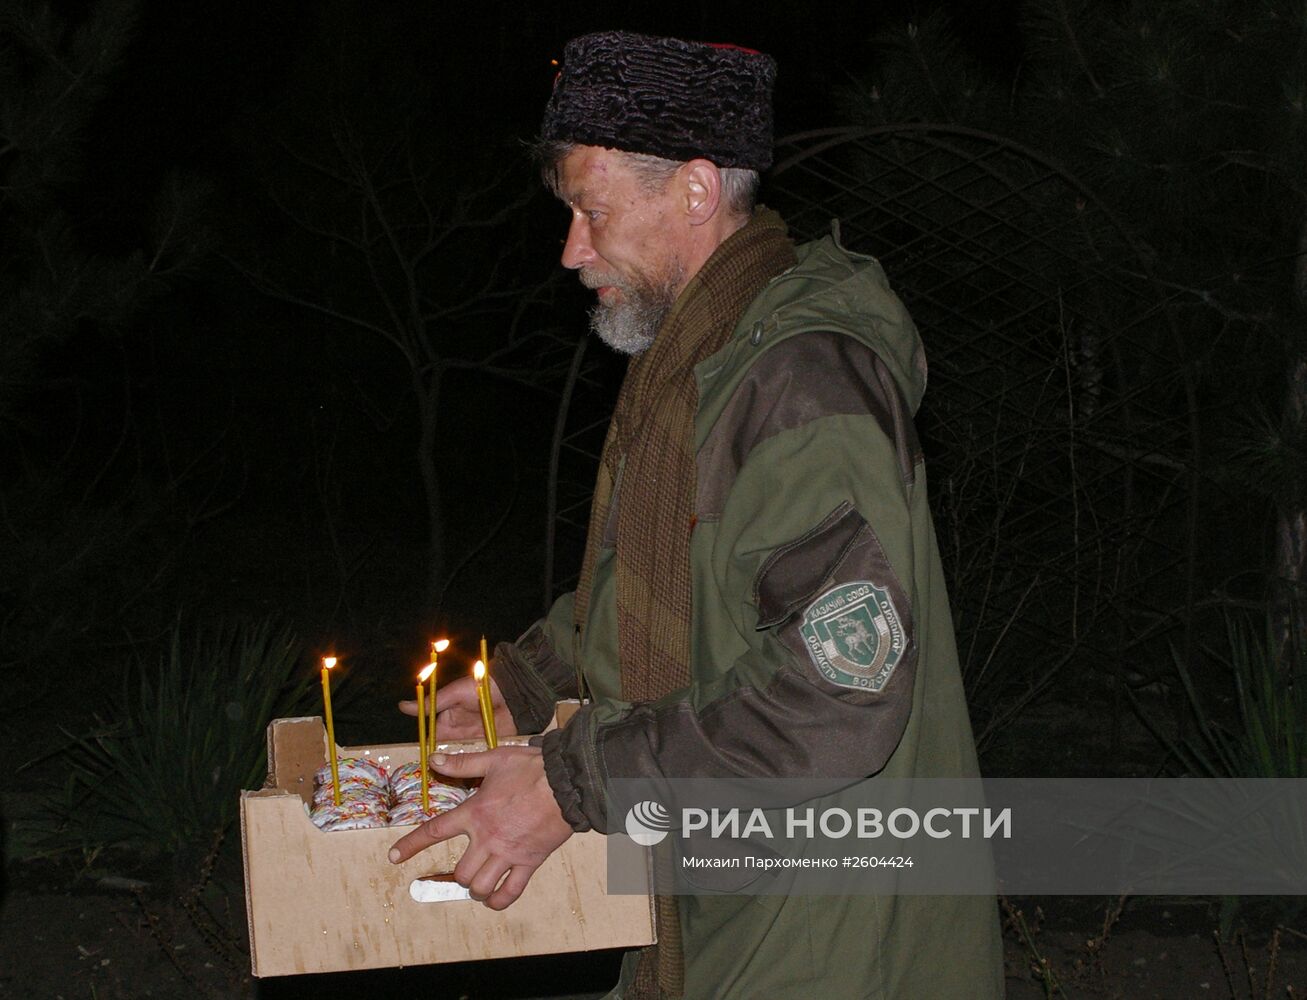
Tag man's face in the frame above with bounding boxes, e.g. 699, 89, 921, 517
555, 146, 689, 355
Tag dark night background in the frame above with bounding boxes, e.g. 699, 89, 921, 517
5, 0, 1019, 709
4, 0, 1306, 997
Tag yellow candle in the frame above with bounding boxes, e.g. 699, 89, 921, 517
417, 663, 435, 812
478, 636, 496, 746
473, 659, 498, 749
480, 648, 498, 748
429, 639, 449, 750
320, 657, 341, 806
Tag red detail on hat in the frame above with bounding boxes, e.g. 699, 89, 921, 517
706, 42, 763, 55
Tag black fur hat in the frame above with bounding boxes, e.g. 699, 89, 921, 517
541, 31, 776, 170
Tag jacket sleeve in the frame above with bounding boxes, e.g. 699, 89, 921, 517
541, 330, 929, 833
492, 590, 581, 736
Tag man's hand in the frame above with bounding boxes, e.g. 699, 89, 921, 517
398, 675, 518, 742
388, 745, 573, 910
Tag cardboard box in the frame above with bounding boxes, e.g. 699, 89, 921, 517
240, 715, 654, 977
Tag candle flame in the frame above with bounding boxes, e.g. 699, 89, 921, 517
418, 663, 436, 683
432, 638, 450, 654
473, 659, 486, 680
323, 656, 337, 670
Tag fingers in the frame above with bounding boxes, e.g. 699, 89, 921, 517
454, 842, 534, 909
493, 705, 519, 738
388, 810, 460, 864
401, 677, 483, 724
427, 749, 492, 779
432, 678, 495, 739
433, 703, 492, 741
452, 834, 492, 888
485, 863, 536, 911
464, 856, 511, 903
452, 842, 534, 908
439, 676, 481, 707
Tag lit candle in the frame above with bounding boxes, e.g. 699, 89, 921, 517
320, 656, 341, 806
429, 639, 449, 750
480, 635, 490, 671
417, 663, 435, 812
473, 659, 498, 749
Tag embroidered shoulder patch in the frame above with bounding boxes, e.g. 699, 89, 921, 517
799, 581, 907, 691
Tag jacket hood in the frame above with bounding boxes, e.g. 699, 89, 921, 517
725, 223, 928, 415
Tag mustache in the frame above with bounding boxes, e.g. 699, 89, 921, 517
579, 270, 621, 291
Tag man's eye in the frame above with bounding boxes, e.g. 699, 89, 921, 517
586, 210, 603, 222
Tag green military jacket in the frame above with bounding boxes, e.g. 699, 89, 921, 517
496, 228, 1004, 999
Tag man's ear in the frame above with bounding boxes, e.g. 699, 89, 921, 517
681, 159, 722, 226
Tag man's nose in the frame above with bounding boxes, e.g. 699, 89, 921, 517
560, 216, 594, 270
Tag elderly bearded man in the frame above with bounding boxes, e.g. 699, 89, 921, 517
391, 31, 1005, 999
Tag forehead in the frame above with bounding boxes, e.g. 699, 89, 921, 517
556, 146, 641, 203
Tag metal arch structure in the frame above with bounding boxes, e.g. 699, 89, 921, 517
769, 125, 1198, 742
541, 125, 1199, 744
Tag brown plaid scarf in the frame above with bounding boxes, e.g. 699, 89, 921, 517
572, 208, 796, 998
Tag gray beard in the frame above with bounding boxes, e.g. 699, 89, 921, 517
585, 266, 683, 356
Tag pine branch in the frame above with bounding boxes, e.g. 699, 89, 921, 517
1053, 0, 1105, 97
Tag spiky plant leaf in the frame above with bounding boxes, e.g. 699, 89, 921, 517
54, 616, 316, 875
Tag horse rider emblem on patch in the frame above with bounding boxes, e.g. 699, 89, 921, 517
799, 581, 907, 691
